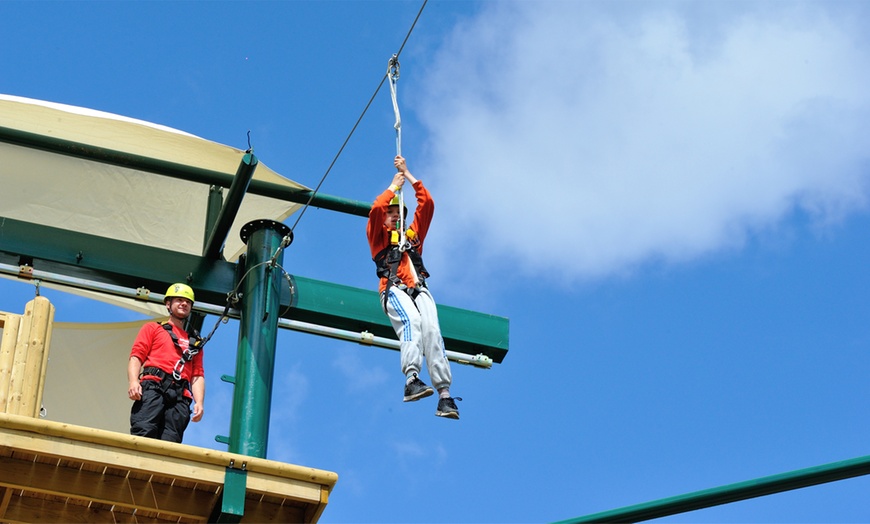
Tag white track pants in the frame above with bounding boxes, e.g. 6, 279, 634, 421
384, 287, 452, 390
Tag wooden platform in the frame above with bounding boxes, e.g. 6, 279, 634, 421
0, 412, 338, 523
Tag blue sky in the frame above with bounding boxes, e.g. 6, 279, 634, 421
3, 1, 870, 522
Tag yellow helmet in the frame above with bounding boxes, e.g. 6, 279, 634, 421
164, 283, 195, 303
388, 195, 408, 216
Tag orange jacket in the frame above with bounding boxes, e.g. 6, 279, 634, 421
366, 180, 434, 293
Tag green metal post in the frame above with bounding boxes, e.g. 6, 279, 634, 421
228, 219, 292, 458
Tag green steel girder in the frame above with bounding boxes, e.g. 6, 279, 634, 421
288, 276, 509, 363
202, 153, 259, 259
557, 454, 870, 523
204, 185, 225, 250
0, 216, 509, 361
0, 216, 237, 306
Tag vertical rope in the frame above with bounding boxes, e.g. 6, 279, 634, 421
388, 54, 408, 249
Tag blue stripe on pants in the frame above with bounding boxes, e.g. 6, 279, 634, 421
388, 290, 412, 341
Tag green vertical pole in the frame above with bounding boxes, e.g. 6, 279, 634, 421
228, 219, 292, 458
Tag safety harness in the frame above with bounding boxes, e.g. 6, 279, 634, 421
373, 232, 430, 311
140, 322, 205, 404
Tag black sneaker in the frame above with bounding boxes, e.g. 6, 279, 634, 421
403, 373, 434, 402
436, 397, 462, 419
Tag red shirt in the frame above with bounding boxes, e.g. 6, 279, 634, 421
366, 180, 434, 293
130, 322, 204, 397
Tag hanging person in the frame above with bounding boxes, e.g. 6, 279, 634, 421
367, 155, 461, 419
127, 283, 206, 442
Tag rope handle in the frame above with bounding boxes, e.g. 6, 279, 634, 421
387, 54, 408, 249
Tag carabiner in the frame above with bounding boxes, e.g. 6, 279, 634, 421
388, 54, 400, 80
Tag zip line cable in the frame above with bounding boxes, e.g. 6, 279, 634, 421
261, 0, 428, 283
195, 2, 428, 349
285, 0, 428, 237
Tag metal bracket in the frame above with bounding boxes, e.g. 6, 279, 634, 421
18, 264, 33, 279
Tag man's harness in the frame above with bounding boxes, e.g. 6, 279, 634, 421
140, 322, 205, 404
373, 237, 430, 311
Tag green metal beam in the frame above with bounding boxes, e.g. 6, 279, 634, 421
556, 454, 870, 523
0, 216, 508, 361
202, 153, 259, 259
289, 276, 508, 363
0, 125, 371, 216
203, 186, 225, 252
0, 216, 237, 305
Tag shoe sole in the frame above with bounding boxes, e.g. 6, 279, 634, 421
403, 387, 434, 402
436, 411, 459, 419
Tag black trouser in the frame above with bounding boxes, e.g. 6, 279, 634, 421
130, 379, 191, 443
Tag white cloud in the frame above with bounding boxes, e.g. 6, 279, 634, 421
266, 363, 309, 463
416, 1, 870, 284
390, 439, 449, 471
272, 363, 309, 421
332, 350, 389, 392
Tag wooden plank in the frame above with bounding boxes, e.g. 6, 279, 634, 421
0, 413, 337, 522
16, 297, 53, 417
0, 314, 21, 412
6, 312, 29, 415
2, 492, 190, 524
0, 455, 217, 519
0, 485, 13, 520
0, 433, 330, 517
246, 470, 322, 502
0, 413, 338, 488
240, 495, 305, 524
0, 430, 229, 486
30, 297, 55, 419
304, 486, 331, 524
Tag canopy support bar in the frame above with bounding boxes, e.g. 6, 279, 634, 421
202, 153, 258, 259
0, 125, 371, 217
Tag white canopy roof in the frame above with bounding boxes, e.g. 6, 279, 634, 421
0, 94, 306, 261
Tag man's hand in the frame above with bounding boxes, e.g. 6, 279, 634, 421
192, 403, 204, 422
127, 357, 143, 400
191, 376, 205, 422
128, 380, 142, 401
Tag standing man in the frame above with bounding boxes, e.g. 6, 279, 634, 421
367, 155, 460, 419
127, 283, 205, 442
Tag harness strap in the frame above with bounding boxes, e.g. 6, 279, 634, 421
158, 322, 204, 381
140, 365, 191, 401
373, 242, 430, 311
